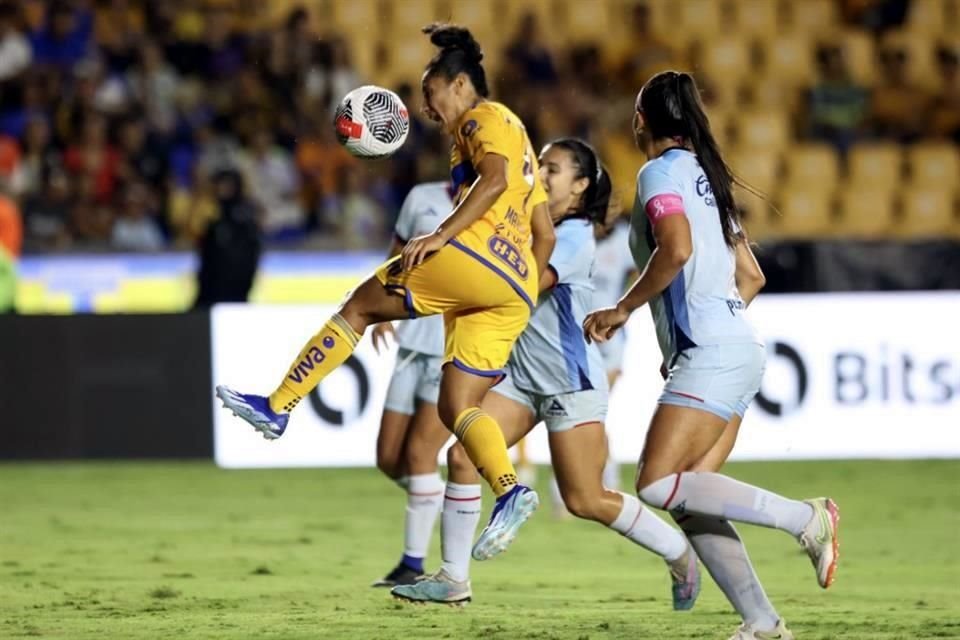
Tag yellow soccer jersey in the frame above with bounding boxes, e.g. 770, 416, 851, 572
448, 101, 548, 306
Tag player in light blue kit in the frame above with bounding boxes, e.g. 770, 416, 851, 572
392, 139, 698, 607
369, 182, 454, 588
584, 71, 840, 640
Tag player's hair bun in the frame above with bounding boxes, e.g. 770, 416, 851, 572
422, 24, 484, 64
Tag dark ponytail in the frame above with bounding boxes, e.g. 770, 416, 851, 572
422, 24, 489, 97
549, 137, 612, 224
639, 71, 742, 248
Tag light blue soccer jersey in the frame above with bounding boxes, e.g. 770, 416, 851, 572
629, 149, 762, 361
393, 182, 451, 357
508, 218, 608, 396
592, 220, 635, 309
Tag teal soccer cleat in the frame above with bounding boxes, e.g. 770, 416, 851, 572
471, 484, 539, 561
390, 569, 472, 606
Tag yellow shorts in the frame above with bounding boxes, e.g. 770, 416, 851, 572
374, 238, 536, 377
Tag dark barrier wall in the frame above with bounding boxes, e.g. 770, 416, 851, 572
0, 313, 212, 459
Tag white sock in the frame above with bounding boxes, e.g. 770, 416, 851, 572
403, 473, 444, 561
602, 457, 620, 490
439, 482, 482, 582
610, 492, 687, 561
639, 472, 814, 537
676, 514, 779, 630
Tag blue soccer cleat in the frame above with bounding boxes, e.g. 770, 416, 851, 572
215, 385, 289, 440
471, 484, 539, 561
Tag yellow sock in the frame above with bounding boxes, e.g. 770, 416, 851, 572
269, 313, 361, 413
454, 408, 518, 497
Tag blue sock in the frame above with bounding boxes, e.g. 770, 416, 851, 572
401, 554, 424, 574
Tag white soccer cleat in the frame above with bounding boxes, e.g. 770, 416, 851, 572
729, 619, 794, 640
799, 497, 841, 589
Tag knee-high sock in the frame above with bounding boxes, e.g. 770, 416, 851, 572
453, 408, 517, 497
440, 482, 482, 582
269, 313, 361, 413
639, 471, 813, 536
400, 472, 444, 573
602, 457, 620, 490
610, 492, 687, 561
675, 514, 780, 630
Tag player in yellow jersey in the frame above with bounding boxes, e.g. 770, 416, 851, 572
216, 24, 556, 560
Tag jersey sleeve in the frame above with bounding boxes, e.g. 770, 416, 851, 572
455, 105, 513, 166
393, 187, 420, 243
548, 223, 593, 284
638, 163, 685, 226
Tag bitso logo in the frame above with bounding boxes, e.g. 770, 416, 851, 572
755, 341, 808, 417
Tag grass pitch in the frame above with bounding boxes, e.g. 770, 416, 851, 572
1, 460, 958, 639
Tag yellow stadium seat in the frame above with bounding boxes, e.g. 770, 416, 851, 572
882, 29, 939, 89
837, 188, 895, 239
728, 148, 781, 196
502, 0, 557, 36
699, 37, 752, 83
760, 35, 815, 87
378, 38, 436, 88
735, 186, 778, 243
847, 144, 904, 187
561, 0, 611, 43
907, 143, 960, 188
898, 187, 958, 239
906, 0, 949, 34
774, 187, 834, 239
839, 29, 877, 86
734, 0, 781, 42
677, 0, 723, 40
734, 110, 791, 152
705, 108, 734, 151
783, 0, 837, 35
390, 0, 442, 34
330, 0, 381, 34
784, 144, 841, 192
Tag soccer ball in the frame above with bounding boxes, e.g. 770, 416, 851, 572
334, 85, 410, 159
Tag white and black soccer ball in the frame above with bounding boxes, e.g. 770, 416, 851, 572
334, 85, 410, 159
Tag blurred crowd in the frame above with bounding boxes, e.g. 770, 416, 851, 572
0, 0, 958, 255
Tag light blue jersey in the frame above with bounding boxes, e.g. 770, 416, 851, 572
629, 148, 762, 361
508, 218, 608, 396
592, 220, 635, 309
393, 182, 451, 357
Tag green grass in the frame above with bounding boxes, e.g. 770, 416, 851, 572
1, 460, 958, 639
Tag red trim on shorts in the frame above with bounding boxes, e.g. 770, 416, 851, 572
444, 495, 481, 502
571, 421, 598, 429
667, 390, 704, 403
662, 473, 683, 510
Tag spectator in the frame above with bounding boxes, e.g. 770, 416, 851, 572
0, 132, 19, 189
63, 114, 120, 205
168, 165, 217, 245
127, 40, 179, 131
304, 36, 362, 113
111, 180, 164, 251
336, 165, 386, 249
29, 0, 93, 70
0, 1, 31, 82
612, 2, 677, 96
927, 43, 960, 143
21, 167, 71, 249
13, 116, 60, 198
238, 130, 302, 236
869, 44, 927, 142
805, 44, 870, 155
117, 116, 168, 191
194, 168, 260, 307
94, 0, 144, 72
504, 13, 558, 88
295, 116, 356, 230
0, 181, 20, 312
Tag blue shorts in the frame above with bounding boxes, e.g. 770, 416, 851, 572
597, 330, 626, 374
383, 348, 443, 415
659, 343, 766, 422
492, 374, 608, 433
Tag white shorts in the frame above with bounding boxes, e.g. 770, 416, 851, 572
659, 343, 766, 422
597, 330, 626, 374
383, 348, 443, 415
492, 374, 608, 433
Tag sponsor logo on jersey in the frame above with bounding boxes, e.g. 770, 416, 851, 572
487, 235, 529, 280
460, 119, 479, 138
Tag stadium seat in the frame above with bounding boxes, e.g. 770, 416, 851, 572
906, 0, 950, 35
784, 144, 841, 192
676, 0, 724, 41
760, 35, 816, 87
734, 0, 781, 43
774, 186, 834, 239
907, 143, 960, 189
882, 30, 939, 89
379, 38, 437, 88
897, 187, 958, 239
561, 0, 612, 43
839, 29, 877, 86
705, 108, 735, 151
728, 148, 781, 196
735, 186, 778, 243
837, 187, 896, 239
783, 0, 837, 35
847, 144, 904, 188
734, 110, 791, 153
699, 38, 752, 84
389, 0, 442, 34
502, 0, 557, 37
329, 0, 381, 35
